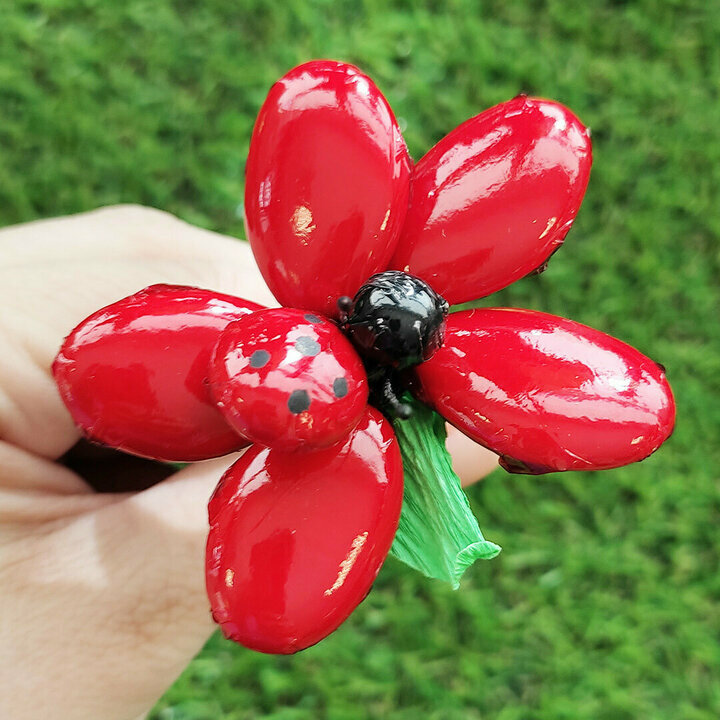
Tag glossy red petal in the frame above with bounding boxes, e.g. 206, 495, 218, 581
53, 284, 261, 461
205, 406, 403, 654
415, 309, 675, 473
245, 60, 411, 317
391, 97, 592, 304
210, 308, 368, 451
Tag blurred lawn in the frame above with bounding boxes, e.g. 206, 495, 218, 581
2, 1, 719, 718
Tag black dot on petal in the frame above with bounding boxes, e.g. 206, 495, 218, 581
304, 313, 322, 324
250, 350, 270, 368
288, 389, 311, 414
295, 336, 321, 357
333, 377, 348, 399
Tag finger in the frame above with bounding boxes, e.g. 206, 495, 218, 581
60, 441, 178, 493
0, 205, 276, 459
0, 441, 120, 543
446, 424, 499, 486
1, 453, 238, 720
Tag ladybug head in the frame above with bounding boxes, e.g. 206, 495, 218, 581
342, 271, 449, 370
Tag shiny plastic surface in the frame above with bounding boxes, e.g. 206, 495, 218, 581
210, 308, 368, 451
345, 271, 449, 369
390, 97, 592, 305
53, 284, 261, 461
205, 407, 404, 654
415, 308, 675, 473
245, 60, 411, 317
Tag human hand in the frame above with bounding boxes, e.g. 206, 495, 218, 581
0, 205, 498, 720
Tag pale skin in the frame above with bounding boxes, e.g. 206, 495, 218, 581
0, 205, 499, 720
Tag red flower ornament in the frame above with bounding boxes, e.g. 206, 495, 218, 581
53, 60, 675, 655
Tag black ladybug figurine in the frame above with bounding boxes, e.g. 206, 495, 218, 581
339, 271, 450, 419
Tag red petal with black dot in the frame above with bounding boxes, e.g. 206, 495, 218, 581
53, 284, 260, 461
209, 307, 368, 451
415, 308, 675, 473
390, 97, 592, 305
205, 406, 403, 654
244, 60, 411, 318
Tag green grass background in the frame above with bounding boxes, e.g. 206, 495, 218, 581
2, 1, 719, 717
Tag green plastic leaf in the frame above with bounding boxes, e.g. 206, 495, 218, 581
390, 395, 501, 589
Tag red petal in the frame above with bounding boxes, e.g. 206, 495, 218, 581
415, 309, 675, 473
391, 97, 592, 304
205, 406, 403, 654
53, 284, 261, 461
245, 60, 411, 317
210, 308, 368, 451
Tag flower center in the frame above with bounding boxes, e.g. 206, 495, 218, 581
339, 271, 449, 418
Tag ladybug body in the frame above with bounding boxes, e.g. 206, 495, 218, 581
210, 308, 369, 451
341, 271, 449, 419
344, 271, 449, 370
